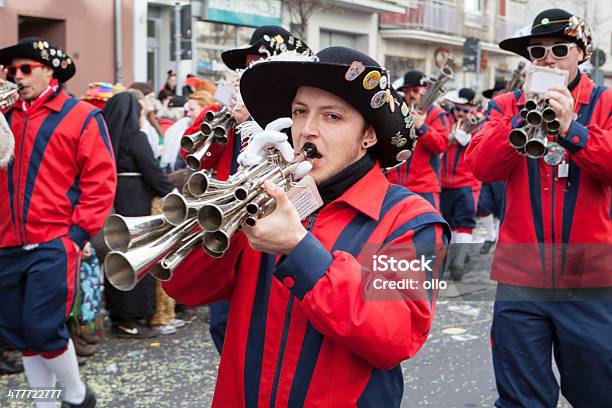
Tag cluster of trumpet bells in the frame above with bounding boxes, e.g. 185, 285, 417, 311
103, 143, 318, 291
181, 106, 235, 171
508, 96, 560, 159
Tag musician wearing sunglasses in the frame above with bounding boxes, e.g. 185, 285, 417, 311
0, 38, 117, 407
386, 70, 450, 209
465, 9, 612, 407
163, 47, 450, 406
439, 88, 481, 280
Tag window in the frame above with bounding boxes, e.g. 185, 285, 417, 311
385, 56, 425, 83
464, 0, 484, 14
193, 21, 255, 81
320, 29, 368, 54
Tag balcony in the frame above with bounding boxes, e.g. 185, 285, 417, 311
380, 0, 460, 36
494, 15, 527, 43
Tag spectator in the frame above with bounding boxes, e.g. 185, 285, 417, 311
161, 91, 215, 173
160, 70, 177, 96
129, 82, 165, 158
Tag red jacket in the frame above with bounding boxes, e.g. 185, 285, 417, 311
387, 104, 449, 193
182, 105, 241, 180
163, 165, 449, 406
1, 88, 116, 248
441, 113, 480, 189
465, 75, 612, 288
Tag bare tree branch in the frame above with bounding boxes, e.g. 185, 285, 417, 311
280, 0, 335, 41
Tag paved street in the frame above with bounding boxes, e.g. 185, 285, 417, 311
0, 229, 571, 407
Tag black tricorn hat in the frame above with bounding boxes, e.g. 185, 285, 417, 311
221, 25, 312, 71
499, 9, 593, 64
240, 46, 417, 169
398, 70, 425, 90
482, 80, 506, 99
0, 37, 76, 83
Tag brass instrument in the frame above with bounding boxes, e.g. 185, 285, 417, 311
508, 93, 559, 159
461, 111, 485, 134
503, 61, 526, 93
103, 142, 319, 291
0, 83, 19, 109
182, 106, 234, 171
406, 56, 455, 138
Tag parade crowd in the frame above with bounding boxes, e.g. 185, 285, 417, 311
0, 7, 611, 408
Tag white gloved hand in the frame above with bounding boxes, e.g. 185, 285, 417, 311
453, 129, 471, 147
237, 117, 294, 167
0, 112, 15, 168
293, 161, 313, 180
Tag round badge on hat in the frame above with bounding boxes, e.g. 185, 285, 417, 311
345, 61, 365, 81
362, 71, 381, 90
370, 90, 387, 109
52, 58, 60, 67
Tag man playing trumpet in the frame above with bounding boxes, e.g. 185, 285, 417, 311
163, 47, 450, 406
387, 70, 450, 209
466, 8, 612, 407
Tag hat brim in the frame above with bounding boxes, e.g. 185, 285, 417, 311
240, 61, 414, 168
443, 90, 470, 105
0, 42, 75, 83
499, 31, 588, 63
482, 88, 502, 99
221, 44, 260, 71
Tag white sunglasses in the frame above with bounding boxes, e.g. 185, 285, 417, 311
526, 43, 577, 60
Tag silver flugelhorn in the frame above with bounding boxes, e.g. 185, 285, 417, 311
0, 82, 19, 109
508, 93, 560, 159
415, 55, 455, 113
183, 106, 234, 170
103, 142, 319, 291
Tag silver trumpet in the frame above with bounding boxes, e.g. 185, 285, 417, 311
149, 230, 205, 281
103, 142, 318, 290
415, 55, 455, 113
104, 219, 197, 291
524, 128, 548, 159
509, 93, 560, 159
0, 84, 19, 110
103, 214, 171, 252
185, 108, 235, 171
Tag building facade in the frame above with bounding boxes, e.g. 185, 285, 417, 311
0, 0, 135, 96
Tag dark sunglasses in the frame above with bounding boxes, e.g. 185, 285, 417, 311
5, 62, 45, 76
526, 43, 577, 60
454, 106, 472, 113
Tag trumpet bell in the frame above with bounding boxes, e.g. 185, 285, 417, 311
103, 214, 169, 252
509, 128, 529, 149
525, 138, 548, 159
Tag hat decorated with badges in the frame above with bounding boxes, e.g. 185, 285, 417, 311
240, 46, 417, 168
499, 9, 593, 64
443, 88, 476, 105
0, 37, 76, 83
397, 70, 426, 90
482, 80, 506, 99
222, 25, 313, 71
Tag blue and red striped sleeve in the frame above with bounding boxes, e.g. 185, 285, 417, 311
274, 201, 449, 370
465, 93, 522, 183
70, 110, 117, 248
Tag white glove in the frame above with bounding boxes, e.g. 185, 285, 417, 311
293, 161, 313, 180
0, 112, 15, 168
454, 129, 471, 147
237, 117, 294, 167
